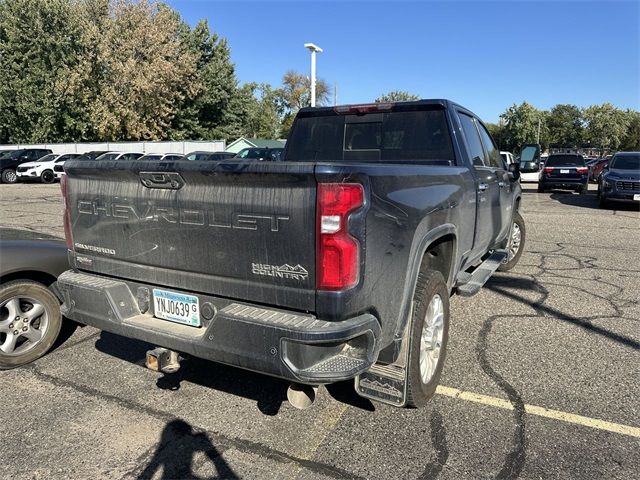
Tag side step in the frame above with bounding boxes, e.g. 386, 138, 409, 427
456, 249, 508, 297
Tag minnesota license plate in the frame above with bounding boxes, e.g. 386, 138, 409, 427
634, 194, 640, 201
560, 169, 570, 174
152, 288, 200, 327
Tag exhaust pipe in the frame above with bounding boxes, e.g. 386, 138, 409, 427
287, 383, 319, 410
146, 347, 181, 374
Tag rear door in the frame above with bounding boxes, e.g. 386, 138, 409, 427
477, 122, 511, 241
457, 112, 502, 257
65, 160, 317, 311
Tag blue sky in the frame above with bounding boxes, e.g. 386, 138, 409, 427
167, 0, 639, 122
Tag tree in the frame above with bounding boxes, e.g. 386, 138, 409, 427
84, 0, 199, 140
0, 0, 91, 142
546, 104, 584, 148
583, 103, 629, 151
374, 90, 420, 102
499, 102, 548, 152
241, 84, 284, 139
277, 70, 329, 137
620, 110, 640, 151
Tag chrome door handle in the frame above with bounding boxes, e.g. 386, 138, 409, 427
478, 183, 488, 192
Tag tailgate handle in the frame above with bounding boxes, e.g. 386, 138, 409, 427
139, 172, 184, 190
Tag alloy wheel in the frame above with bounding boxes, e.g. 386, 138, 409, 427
0, 296, 49, 356
419, 294, 444, 384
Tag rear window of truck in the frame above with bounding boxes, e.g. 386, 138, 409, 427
285, 107, 454, 163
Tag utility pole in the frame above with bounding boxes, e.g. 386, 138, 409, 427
536, 117, 541, 144
304, 43, 323, 107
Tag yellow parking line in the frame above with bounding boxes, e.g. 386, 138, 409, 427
436, 386, 640, 438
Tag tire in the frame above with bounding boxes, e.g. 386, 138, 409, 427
405, 269, 450, 408
537, 184, 545, 193
498, 211, 526, 272
1, 169, 17, 184
40, 169, 55, 184
578, 185, 587, 195
0, 280, 62, 369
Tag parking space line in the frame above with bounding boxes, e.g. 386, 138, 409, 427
436, 386, 640, 438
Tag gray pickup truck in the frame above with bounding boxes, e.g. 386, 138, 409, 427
57, 100, 525, 408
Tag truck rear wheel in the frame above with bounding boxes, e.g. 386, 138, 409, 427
498, 211, 525, 272
405, 269, 450, 408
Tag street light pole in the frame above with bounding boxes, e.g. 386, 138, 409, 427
304, 43, 323, 107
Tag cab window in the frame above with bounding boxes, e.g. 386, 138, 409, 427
477, 123, 503, 169
458, 113, 485, 167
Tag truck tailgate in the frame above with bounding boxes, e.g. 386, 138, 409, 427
65, 160, 317, 311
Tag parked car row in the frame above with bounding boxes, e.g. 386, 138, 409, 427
1, 146, 287, 184
494, 146, 638, 209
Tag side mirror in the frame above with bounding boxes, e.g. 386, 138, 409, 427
508, 162, 520, 181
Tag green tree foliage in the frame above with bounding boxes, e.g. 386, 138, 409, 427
620, 110, 640, 151
241, 84, 284, 139
546, 104, 583, 147
0, 0, 90, 142
499, 102, 549, 152
583, 103, 630, 151
374, 90, 420, 102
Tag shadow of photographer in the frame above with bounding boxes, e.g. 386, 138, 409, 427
137, 419, 237, 480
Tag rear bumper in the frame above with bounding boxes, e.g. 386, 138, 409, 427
540, 177, 587, 189
57, 270, 381, 384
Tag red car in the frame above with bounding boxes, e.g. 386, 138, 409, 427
590, 156, 612, 183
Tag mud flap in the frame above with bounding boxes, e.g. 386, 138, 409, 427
355, 303, 414, 407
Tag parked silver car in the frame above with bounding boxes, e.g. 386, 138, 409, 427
0, 228, 69, 368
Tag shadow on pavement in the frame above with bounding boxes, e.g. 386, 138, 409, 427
485, 279, 639, 351
137, 419, 237, 480
94, 332, 288, 416
548, 191, 640, 211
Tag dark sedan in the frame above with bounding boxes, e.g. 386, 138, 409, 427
598, 152, 640, 208
538, 154, 589, 194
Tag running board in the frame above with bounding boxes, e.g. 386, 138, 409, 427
456, 250, 508, 297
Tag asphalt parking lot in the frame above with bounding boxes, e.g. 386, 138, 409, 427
1, 182, 639, 479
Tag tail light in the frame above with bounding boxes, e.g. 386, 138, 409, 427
60, 175, 74, 250
316, 183, 364, 290
576, 167, 589, 174
543, 167, 554, 174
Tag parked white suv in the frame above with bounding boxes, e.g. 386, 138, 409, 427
16, 153, 81, 183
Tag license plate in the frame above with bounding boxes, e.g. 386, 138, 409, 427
152, 288, 200, 327
634, 194, 640, 201
560, 169, 570, 174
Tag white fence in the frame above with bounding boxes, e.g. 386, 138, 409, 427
0, 140, 226, 155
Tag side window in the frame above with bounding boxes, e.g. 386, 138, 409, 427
477, 123, 503, 169
458, 113, 486, 167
